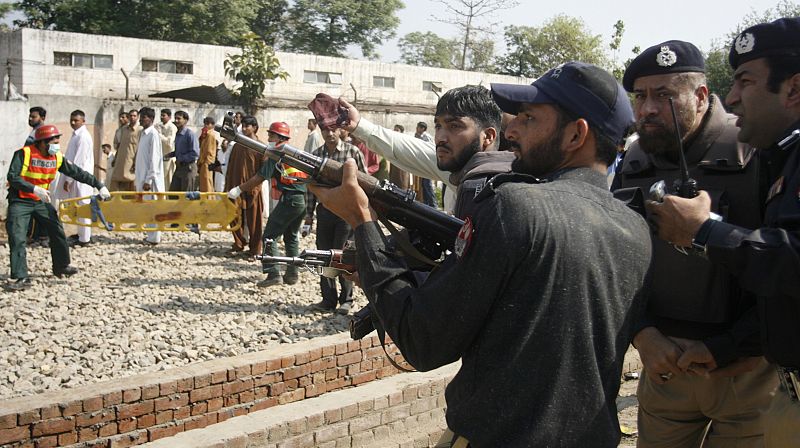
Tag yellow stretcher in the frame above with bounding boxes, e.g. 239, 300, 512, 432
58, 191, 241, 232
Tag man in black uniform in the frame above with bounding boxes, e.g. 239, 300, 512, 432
613, 40, 775, 447
309, 62, 652, 447
647, 18, 800, 447
5, 124, 110, 291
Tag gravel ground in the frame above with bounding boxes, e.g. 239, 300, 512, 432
0, 227, 367, 399
0, 224, 642, 445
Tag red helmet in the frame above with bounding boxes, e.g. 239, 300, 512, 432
268, 122, 291, 139
34, 124, 62, 142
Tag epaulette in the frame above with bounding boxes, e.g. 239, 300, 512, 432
474, 172, 544, 203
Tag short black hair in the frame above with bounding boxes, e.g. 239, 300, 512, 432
29, 106, 46, 118
242, 115, 258, 129
203, 116, 216, 125
394, 124, 405, 132
129, 109, 139, 115
101, 143, 111, 149
175, 110, 189, 120
552, 102, 620, 167
70, 109, 85, 119
435, 85, 501, 132
119, 111, 128, 118
161, 108, 172, 116
417, 122, 427, 130
138, 107, 155, 120
765, 54, 800, 93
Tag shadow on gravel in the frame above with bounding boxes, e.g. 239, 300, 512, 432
134, 296, 354, 339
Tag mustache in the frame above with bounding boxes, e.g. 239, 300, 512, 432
637, 117, 667, 128
507, 140, 522, 151
436, 143, 451, 151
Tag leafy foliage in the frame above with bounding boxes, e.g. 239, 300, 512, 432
705, 0, 800, 102
399, 31, 494, 71
282, 0, 403, 59
495, 16, 608, 78
14, 0, 257, 46
224, 32, 289, 113
252, 0, 289, 48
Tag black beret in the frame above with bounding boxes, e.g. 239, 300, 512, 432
622, 40, 705, 92
729, 17, 800, 69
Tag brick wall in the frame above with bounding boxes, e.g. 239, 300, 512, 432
0, 333, 411, 448
139, 363, 459, 448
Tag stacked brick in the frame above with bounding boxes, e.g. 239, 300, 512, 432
0, 333, 411, 448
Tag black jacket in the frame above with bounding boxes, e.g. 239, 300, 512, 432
356, 168, 652, 447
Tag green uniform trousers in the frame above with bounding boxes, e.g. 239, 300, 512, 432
6, 199, 70, 279
263, 192, 306, 276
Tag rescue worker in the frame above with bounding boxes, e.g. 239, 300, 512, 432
647, 17, 800, 446
5, 124, 110, 291
228, 122, 309, 287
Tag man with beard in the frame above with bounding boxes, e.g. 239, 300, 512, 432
647, 18, 800, 446
308, 62, 651, 447
612, 40, 773, 448
337, 85, 515, 219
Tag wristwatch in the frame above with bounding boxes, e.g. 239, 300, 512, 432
691, 219, 717, 253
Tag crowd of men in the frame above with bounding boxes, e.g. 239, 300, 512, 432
5, 16, 800, 448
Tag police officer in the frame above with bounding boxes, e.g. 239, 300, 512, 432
309, 62, 652, 447
228, 122, 309, 287
647, 18, 800, 447
5, 124, 110, 291
614, 40, 775, 447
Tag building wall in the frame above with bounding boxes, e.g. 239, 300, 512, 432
5, 28, 530, 107
0, 101, 33, 215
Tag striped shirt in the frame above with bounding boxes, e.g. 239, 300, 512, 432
306, 140, 367, 218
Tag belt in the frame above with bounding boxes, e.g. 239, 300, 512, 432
778, 366, 800, 401
177, 160, 197, 166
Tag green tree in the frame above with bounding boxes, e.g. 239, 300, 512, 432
495, 15, 608, 78
398, 31, 494, 71
705, 0, 800, 102
433, 0, 517, 70
14, 0, 257, 46
224, 32, 289, 113
0, 3, 15, 32
252, 0, 288, 48
283, 0, 403, 59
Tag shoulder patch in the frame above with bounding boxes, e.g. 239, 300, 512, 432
474, 172, 544, 203
454, 216, 474, 259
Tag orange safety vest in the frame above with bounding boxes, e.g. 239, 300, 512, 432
277, 163, 310, 185
18, 146, 63, 201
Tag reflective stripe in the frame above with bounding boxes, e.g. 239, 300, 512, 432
19, 146, 62, 200
278, 163, 310, 185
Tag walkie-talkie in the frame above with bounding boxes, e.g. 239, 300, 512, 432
649, 97, 698, 201
649, 98, 721, 254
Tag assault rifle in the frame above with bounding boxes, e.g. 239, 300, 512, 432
257, 242, 356, 278
216, 112, 462, 259
217, 112, 463, 340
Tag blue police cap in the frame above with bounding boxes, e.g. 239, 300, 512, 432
622, 40, 705, 92
729, 17, 800, 69
491, 62, 634, 145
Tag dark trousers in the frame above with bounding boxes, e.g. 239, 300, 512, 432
263, 193, 306, 276
315, 206, 353, 306
6, 200, 70, 279
421, 178, 437, 207
169, 161, 198, 191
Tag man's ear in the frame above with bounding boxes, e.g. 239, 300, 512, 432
695, 84, 709, 112
562, 119, 589, 154
785, 73, 800, 108
480, 127, 498, 151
